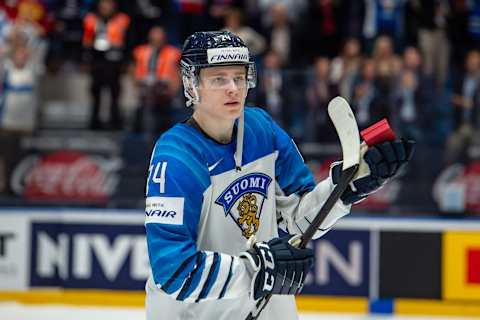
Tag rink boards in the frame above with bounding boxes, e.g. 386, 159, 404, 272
1, 209, 480, 317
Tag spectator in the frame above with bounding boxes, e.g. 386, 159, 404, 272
263, 3, 294, 65
467, 0, 480, 50
123, 0, 173, 46
223, 7, 266, 57
174, 0, 243, 42
304, 56, 338, 142
401, 46, 434, 95
330, 37, 363, 101
0, 0, 19, 21
257, 0, 307, 26
0, 10, 13, 57
207, 0, 244, 30
48, 0, 96, 67
371, 35, 402, 105
82, 0, 130, 130
54, 0, 96, 18
10, 0, 52, 67
444, 49, 480, 164
372, 35, 402, 79
342, 0, 365, 39
16, 0, 54, 36
363, 0, 407, 52
6, 20, 46, 72
351, 58, 385, 128
413, 0, 450, 90
391, 69, 426, 142
255, 50, 287, 127
131, 26, 181, 136
448, 0, 469, 75
0, 44, 41, 133
301, 0, 344, 59
402, 46, 421, 72
176, 0, 208, 42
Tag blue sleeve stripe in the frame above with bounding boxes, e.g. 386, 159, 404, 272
161, 253, 197, 293
177, 252, 206, 301
218, 256, 234, 299
195, 252, 220, 302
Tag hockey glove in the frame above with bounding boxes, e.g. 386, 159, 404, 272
331, 139, 415, 205
240, 235, 314, 300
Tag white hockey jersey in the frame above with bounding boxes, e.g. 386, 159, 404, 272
144, 107, 351, 320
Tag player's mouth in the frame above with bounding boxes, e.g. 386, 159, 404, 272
225, 101, 240, 107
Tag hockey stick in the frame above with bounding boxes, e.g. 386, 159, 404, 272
298, 96, 361, 246
245, 96, 361, 320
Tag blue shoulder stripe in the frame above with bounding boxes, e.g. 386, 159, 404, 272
196, 252, 220, 302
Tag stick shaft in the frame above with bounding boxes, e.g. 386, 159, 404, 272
300, 164, 358, 247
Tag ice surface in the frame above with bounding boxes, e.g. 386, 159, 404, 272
0, 303, 476, 320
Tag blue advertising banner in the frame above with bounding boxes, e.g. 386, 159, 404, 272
30, 222, 148, 290
301, 229, 370, 297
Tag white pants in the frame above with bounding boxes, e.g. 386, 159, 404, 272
145, 277, 299, 320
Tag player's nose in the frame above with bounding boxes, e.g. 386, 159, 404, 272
225, 78, 240, 93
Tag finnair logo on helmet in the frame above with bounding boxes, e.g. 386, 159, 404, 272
207, 47, 249, 64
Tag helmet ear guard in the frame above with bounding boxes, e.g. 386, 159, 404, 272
182, 75, 199, 107
181, 61, 200, 107
246, 62, 257, 89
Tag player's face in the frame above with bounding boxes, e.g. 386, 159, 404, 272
197, 65, 247, 121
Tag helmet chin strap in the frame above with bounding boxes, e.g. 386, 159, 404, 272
234, 110, 244, 171
235, 89, 249, 171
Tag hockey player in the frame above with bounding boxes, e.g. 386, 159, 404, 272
145, 31, 414, 320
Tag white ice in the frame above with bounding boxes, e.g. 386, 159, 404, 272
0, 303, 476, 320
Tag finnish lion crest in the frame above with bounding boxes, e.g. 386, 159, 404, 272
216, 173, 272, 239
237, 193, 260, 238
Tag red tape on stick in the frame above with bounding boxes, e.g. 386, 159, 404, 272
360, 118, 396, 146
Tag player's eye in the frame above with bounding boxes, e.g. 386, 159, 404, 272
211, 76, 228, 86
233, 76, 246, 86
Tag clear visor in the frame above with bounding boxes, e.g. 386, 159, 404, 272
199, 73, 248, 90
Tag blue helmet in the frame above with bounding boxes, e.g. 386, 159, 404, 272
180, 31, 256, 106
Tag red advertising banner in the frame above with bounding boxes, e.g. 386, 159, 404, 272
11, 151, 122, 203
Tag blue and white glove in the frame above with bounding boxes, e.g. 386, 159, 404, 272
240, 235, 314, 300
331, 139, 415, 205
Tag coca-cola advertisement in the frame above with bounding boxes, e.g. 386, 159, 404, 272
11, 151, 122, 203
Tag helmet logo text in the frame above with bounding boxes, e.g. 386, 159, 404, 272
207, 47, 249, 64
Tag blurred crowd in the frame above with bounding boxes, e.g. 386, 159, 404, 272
1, 0, 480, 168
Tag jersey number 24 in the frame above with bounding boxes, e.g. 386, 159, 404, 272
147, 162, 167, 194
